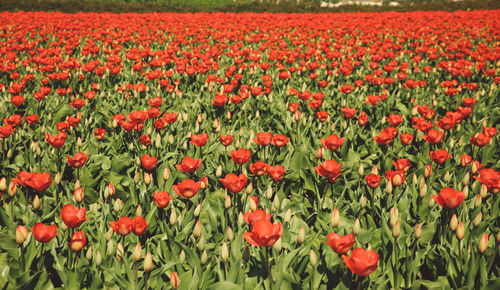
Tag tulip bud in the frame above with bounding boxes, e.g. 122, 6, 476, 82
75, 179, 81, 189
113, 198, 123, 213
95, 250, 102, 266
249, 197, 257, 212
16, 225, 29, 245
52, 172, 61, 185
412, 173, 418, 185
462, 172, 470, 185
456, 222, 465, 240
132, 242, 141, 261
475, 195, 482, 208
358, 163, 364, 177
480, 184, 487, 198
463, 186, 469, 199
314, 147, 323, 159
144, 252, 152, 272
194, 204, 201, 217
226, 111, 232, 120
371, 165, 378, 175
392, 221, 401, 238
33, 195, 41, 210
168, 134, 174, 145
193, 221, 202, 239
415, 224, 422, 239
107, 182, 115, 197
419, 182, 427, 198
161, 167, 169, 182
273, 237, 282, 252
428, 198, 435, 207
332, 208, 340, 227
197, 114, 203, 124
449, 137, 454, 150
390, 208, 399, 227
471, 161, 481, 175
221, 242, 229, 261
170, 209, 177, 225
86, 246, 93, 260
8, 180, 17, 197
360, 195, 367, 208
384, 180, 393, 195
424, 165, 432, 178
0, 177, 6, 191
216, 165, 223, 177
201, 250, 208, 264
76, 137, 82, 147
144, 172, 152, 185
473, 212, 482, 227
353, 218, 361, 234
497, 230, 500, 243
238, 212, 245, 227
297, 226, 305, 244
266, 185, 273, 199
443, 171, 451, 183
310, 250, 318, 267
179, 250, 185, 263
129, 142, 134, 151
226, 226, 234, 242
170, 272, 180, 289
224, 194, 231, 209
133, 172, 140, 184
116, 242, 124, 261
478, 234, 488, 253
284, 208, 292, 223
234, 139, 240, 148
450, 214, 458, 231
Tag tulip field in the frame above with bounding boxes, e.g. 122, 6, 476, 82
0, 10, 499, 289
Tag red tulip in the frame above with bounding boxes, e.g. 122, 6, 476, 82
164, 112, 178, 124
32, 223, 58, 243
399, 133, 414, 145
69, 231, 86, 252
374, 127, 398, 145
314, 160, 342, 183
324, 232, 355, 254
149, 96, 163, 107
436, 115, 455, 131
26, 115, 39, 126
473, 168, 500, 194
341, 107, 357, 119
393, 159, 411, 173
141, 155, 158, 171
243, 209, 271, 226
316, 111, 329, 122
25, 172, 52, 192
176, 157, 202, 174
11, 95, 24, 107
45, 132, 67, 148
60, 204, 88, 228
320, 134, 345, 151
231, 148, 252, 165
267, 165, 285, 182
470, 133, 492, 147
250, 161, 269, 176
386, 114, 403, 127
430, 149, 451, 164
110, 217, 133, 236
460, 154, 473, 167
342, 248, 379, 277
128, 110, 148, 125
190, 132, 209, 147
93, 128, 106, 141
357, 112, 368, 126
67, 152, 88, 168
243, 219, 282, 247
482, 127, 497, 138
140, 135, 152, 146
172, 179, 201, 198
431, 187, 465, 209
219, 135, 234, 146
271, 134, 290, 147
253, 132, 273, 146
220, 173, 247, 193
385, 170, 405, 186
365, 174, 381, 189
153, 191, 173, 208
132, 216, 149, 235
422, 129, 444, 144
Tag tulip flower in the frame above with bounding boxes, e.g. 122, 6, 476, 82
243, 219, 283, 247
32, 223, 58, 243
153, 191, 173, 208
374, 127, 398, 145
172, 179, 201, 198
314, 160, 342, 183
45, 132, 67, 148
271, 134, 290, 147
267, 165, 285, 182
324, 232, 355, 254
365, 174, 381, 189
16, 225, 29, 245
320, 134, 345, 151
250, 161, 269, 176
431, 187, 465, 209
60, 204, 88, 228
67, 152, 88, 168
253, 132, 273, 146
220, 173, 247, 193
473, 168, 499, 194
176, 157, 202, 174
132, 216, 149, 236
342, 248, 379, 277
219, 135, 234, 146
430, 149, 451, 164
25, 172, 52, 192
69, 231, 86, 252
243, 209, 271, 226
110, 217, 133, 236
231, 148, 252, 165
190, 132, 209, 147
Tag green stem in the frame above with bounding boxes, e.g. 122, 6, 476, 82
486, 244, 498, 275
266, 247, 273, 289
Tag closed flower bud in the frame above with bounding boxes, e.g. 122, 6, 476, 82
238, 212, 245, 227
226, 111, 232, 120
226, 226, 234, 242
106, 240, 114, 255
428, 197, 435, 207
136, 205, 142, 217
105, 228, 114, 241
161, 168, 169, 182
360, 195, 367, 208
216, 164, 223, 177
443, 171, 451, 183
463, 173, 470, 185
332, 208, 340, 227
193, 221, 202, 239
194, 204, 201, 217
133, 242, 141, 261
86, 246, 93, 260
456, 222, 465, 240
108, 182, 115, 197
0, 177, 6, 191
266, 185, 273, 199
371, 165, 378, 175
480, 184, 487, 198
144, 172, 151, 185
168, 134, 174, 145
471, 161, 480, 174
314, 147, 323, 159
392, 221, 401, 238
450, 214, 458, 231
224, 194, 231, 209
201, 250, 208, 264
8, 180, 17, 197
16, 225, 29, 245
478, 234, 488, 253
412, 173, 418, 185
420, 182, 427, 198
129, 142, 134, 151
113, 198, 123, 213
497, 230, 500, 243
33, 195, 41, 210
273, 237, 282, 252
116, 242, 124, 261
75, 179, 81, 189
475, 195, 482, 208
95, 250, 102, 266
179, 250, 185, 263
463, 186, 469, 199
182, 112, 189, 123
310, 250, 318, 267
144, 252, 152, 272
449, 138, 454, 150
249, 197, 257, 212
384, 180, 393, 194
415, 224, 422, 239
76, 137, 82, 147
155, 134, 161, 148
221, 242, 229, 261
197, 237, 205, 251
170, 272, 180, 289
473, 212, 482, 227
390, 208, 398, 227
170, 209, 177, 225
133, 172, 140, 184
297, 226, 305, 244
284, 208, 292, 223
353, 218, 361, 234
424, 165, 432, 178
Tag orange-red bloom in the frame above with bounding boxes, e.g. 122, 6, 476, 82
69, 231, 86, 252
141, 154, 158, 171
231, 148, 251, 165
431, 187, 465, 209
67, 152, 88, 168
176, 157, 202, 174
325, 232, 355, 254
314, 160, 342, 183
243, 209, 271, 226
32, 223, 58, 243
342, 248, 379, 277
220, 173, 247, 193
132, 216, 149, 235
60, 204, 88, 228
110, 217, 133, 236
243, 219, 282, 247
153, 191, 173, 208
321, 134, 345, 151
267, 165, 285, 182
172, 179, 201, 198
190, 132, 209, 147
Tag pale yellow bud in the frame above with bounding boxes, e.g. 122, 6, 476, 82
478, 234, 488, 253
456, 222, 465, 240
297, 226, 305, 244
193, 221, 202, 239
450, 214, 458, 231
133, 242, 141, 262
331, 208, 340, 227
221, 242, 229, 261
310, 250, 318, 267
144, 252, 152, 272
353, 218, 361, 234
473, 212, 482, 227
